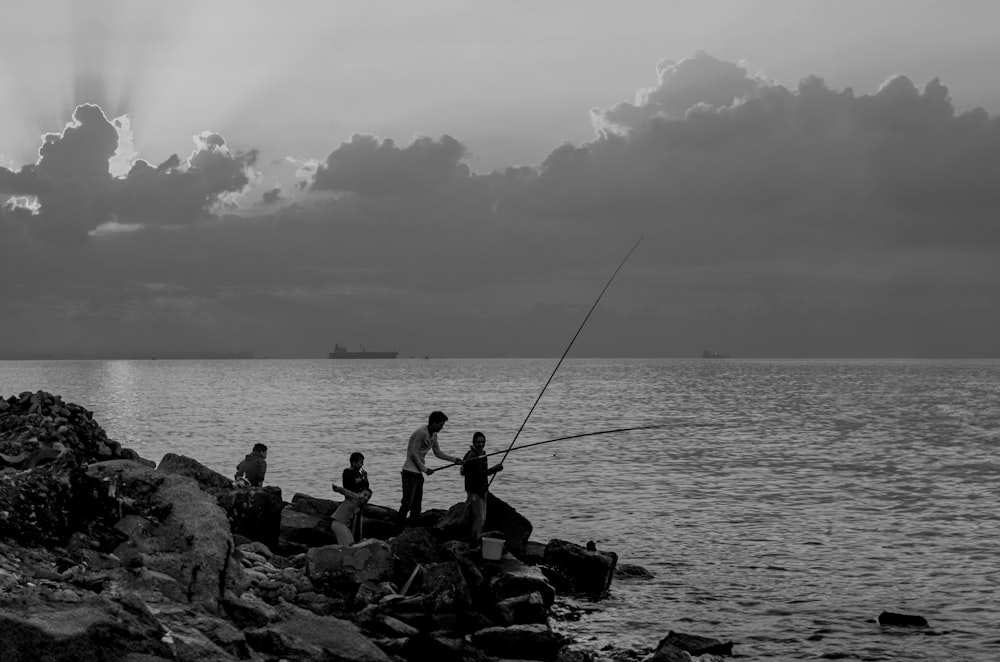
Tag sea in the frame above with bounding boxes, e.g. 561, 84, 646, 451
1, 358, 997, 661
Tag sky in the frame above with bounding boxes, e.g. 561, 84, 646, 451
2, 0, 1000, 358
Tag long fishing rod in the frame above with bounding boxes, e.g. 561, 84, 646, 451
432, 424, 665, 472
488, 236, 644, 487
430, 419, 735, 472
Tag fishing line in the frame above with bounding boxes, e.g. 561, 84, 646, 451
488, 236, 643, 487
430, 420, 736, 472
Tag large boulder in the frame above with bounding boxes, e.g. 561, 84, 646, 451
89, 461, 248, 608
484, 555, 555, 606
306, 539, 393, 586
470, 623, 568, 661
387, 527, 443, 587
0, 594, 173, 661
156, 453, 233, 493
484, 493, 532, 553
279, 506, 338, 549
217, 485, 284, 550
243, 603, 393, 662
541, 539, 617, 596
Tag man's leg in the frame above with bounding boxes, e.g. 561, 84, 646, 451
407, 474, 425, 525
399, 471, 415, 525
468, 492, 486, 542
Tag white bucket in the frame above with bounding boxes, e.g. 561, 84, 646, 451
481, 537, 505, 560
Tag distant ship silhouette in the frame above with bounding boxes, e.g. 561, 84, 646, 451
701, 349, 730, 359
328, 343, 398, 359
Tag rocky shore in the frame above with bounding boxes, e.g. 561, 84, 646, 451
1, 390, 735, 662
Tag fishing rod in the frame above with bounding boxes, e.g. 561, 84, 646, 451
430, 419, 735, 472
431, 424, 665, 472
488, 236, 644, 487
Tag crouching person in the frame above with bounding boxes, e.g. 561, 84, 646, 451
330, 484, 372, 546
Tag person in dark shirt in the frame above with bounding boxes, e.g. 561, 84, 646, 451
341, 452, 369, 541
462, 431, 503, 543
235, 443, 268, 487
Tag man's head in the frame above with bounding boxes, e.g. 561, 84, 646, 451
360, 488, 373, 503
472, 431, 486, 449
253, 443, 268, 455
350, 451, 365, 468
428, 410, 448, 433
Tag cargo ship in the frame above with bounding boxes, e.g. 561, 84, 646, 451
701, 349, 730, 358
328, 343, 398, 359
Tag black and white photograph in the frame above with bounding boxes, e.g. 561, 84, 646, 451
1, 1, 997, 660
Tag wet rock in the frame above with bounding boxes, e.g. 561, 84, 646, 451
615, 562, 655, 579
470, 623, 569, 661
495, 590, 548, 625
655, 630, 733, 656
542, 539, 617, 596
485, 554, 555, 606
877, 610, 928, 627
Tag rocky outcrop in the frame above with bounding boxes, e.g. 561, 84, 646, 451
0, 391, 737, 662
541, 538, 618, 596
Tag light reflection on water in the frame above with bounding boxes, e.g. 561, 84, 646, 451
1, 358, 998, 660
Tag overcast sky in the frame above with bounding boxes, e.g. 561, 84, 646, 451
2, 0, 999, 358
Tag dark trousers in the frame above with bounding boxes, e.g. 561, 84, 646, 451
399, 471, 425, 525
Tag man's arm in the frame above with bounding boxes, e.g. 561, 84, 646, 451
430, 436, 459, 463
332, 484, 361, 500
487, 463, 504, 476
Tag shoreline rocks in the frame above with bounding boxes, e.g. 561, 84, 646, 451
1, 390, 735, 662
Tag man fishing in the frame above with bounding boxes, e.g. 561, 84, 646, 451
462, 431, 504, 543
398, 410, 460, 527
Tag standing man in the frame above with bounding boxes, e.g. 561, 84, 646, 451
462, 431, 504, 543
398, 410, 460, 527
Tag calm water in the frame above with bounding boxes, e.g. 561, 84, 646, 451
1, 358, 998, 660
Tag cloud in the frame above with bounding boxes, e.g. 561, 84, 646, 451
0, 105, 257, 243
2, 54, 1000, 358
310, 133, 472, 196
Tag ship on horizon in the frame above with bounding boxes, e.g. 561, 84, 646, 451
701, 349, 731, 359
328, 343, 398, 359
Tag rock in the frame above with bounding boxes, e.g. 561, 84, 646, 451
542, 539, 617, 596
484, 554, 555, 606
484, 493, 533, 553
515, 540, 547, 566
156, 453, 233, 493
877, 610, 928, 627
615, 562, 655, 579
655, 630, 733, 656
647, 642, 693, 662
387, 527, 443, 587
306, 538, 393, 586
91, 462, 248, 608
217, 485, 284, 550
495, 590, 548, 625
419, 561, 474, 611
245, 603, 393, 662
279, 505, 338, 548
0, 596, 174, 661
470, 623, 569, 661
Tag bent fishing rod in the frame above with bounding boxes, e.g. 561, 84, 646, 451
487, 236, 644, 487
431, 424, 664, 472
429, 419, 734, 472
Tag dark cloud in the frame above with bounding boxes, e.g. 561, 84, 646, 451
2, 54, 1000, 358
310, 134, 471, 196
0, 107, 257, 243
